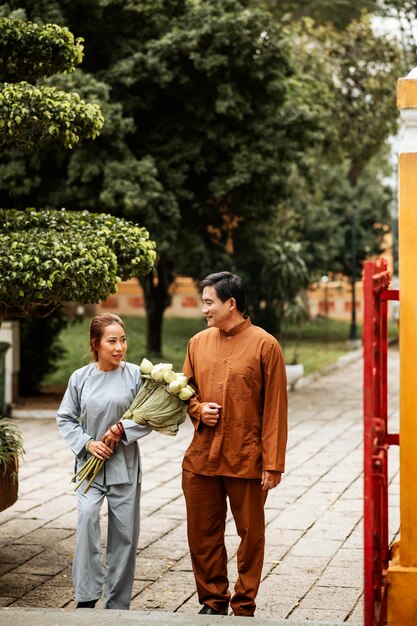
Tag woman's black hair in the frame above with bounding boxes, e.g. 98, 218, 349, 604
200, 272, 246, 314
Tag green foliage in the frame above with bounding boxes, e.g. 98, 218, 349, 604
0, 13, 156, 329
0, 1, 402, 349
0, 208, 156, 319
0, 16, 104, 149
253, 0, 378, 29
0, 0, 306, 350
43, 0, 296, 240
0, 419, 24, 472
270, 16, 401, 284
231, 13, 401, 334
0, 82, 104, 149
290, 17, 401, 184
0, 17, 84, 82
234, 225, 310, 334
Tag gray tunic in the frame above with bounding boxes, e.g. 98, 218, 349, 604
57, 361, 151, 486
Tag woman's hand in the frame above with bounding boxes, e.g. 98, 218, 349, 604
101, 428, 122, 449
87, 440, 113, 460
101, 421, 124, 449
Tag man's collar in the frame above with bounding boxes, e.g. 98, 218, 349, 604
219, 316, 251, 337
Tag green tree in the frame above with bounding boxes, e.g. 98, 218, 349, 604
1, 0, 315, 352
1, 2, 400, 346
285, 16, 400, 337
0, 16, 156, 331
253, 0, 378, 29
0, 17, 104, 148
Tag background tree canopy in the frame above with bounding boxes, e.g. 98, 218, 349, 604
1, 0, 317, 350
0, 0, 403, 359
377, 0, 417, 67
254, 0, 379, 29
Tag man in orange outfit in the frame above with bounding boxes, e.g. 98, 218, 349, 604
182, 271, 288, 617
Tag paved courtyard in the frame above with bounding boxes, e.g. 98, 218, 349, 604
0, 347, 400, 624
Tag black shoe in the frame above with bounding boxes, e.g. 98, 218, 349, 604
76, 599, 98, 608
198, 604, 227, 615
199, 604, 228, 615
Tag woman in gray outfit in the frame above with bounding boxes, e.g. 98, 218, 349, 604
56, 313, 151, 610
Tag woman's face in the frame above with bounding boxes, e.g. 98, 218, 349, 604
95, 323, 127, 371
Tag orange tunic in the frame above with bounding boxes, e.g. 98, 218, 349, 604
182, 317, 288, 478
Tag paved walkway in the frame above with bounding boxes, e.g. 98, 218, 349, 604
0, 347, 400, 625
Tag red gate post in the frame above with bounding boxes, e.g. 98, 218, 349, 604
363, 259, 399, 626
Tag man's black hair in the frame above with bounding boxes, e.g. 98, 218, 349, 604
200, 271, 246, 314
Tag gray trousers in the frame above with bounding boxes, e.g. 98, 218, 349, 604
73, 480, 141, 609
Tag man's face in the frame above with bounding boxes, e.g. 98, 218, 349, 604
202, 285, 233, 330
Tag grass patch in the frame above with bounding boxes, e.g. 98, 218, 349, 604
281, 319, 354, 375
281, 318, 398, 375
281, 340, 353, 375
43, 315, 399, 387
43, 316, 206, 387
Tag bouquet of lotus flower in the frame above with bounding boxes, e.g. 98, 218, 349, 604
73, 359, 195, 493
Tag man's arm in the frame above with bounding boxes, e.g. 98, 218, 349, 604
182, 339, 206, 429
183, 338, 222, 429
261, 339, 288, 475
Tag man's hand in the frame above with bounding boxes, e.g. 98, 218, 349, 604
261, 470, 282, 491
201, 402, 222, 427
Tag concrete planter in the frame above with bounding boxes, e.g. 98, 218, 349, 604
286, 363, 304, 390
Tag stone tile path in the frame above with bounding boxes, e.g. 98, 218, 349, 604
0, 347, 400, 624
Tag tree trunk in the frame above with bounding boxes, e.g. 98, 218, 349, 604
139, 256, 175, 357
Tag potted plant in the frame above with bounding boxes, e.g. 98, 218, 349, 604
0, 419, 24, 512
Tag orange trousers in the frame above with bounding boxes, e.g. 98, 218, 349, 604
182, 469, 268, 616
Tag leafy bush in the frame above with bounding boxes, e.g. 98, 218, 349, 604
0, 208, 156, 321
0, 17, 103, 149
0, 82, 104, 149
0, 17, 84, 82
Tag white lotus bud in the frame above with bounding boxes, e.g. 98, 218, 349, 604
140, 358, 154, 374
178, 385, 195, 401
163, 369, 177, 384
169, 378, 186, 393
151, 363, 173, 381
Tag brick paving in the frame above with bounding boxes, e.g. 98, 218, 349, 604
0, 346, 400, 624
